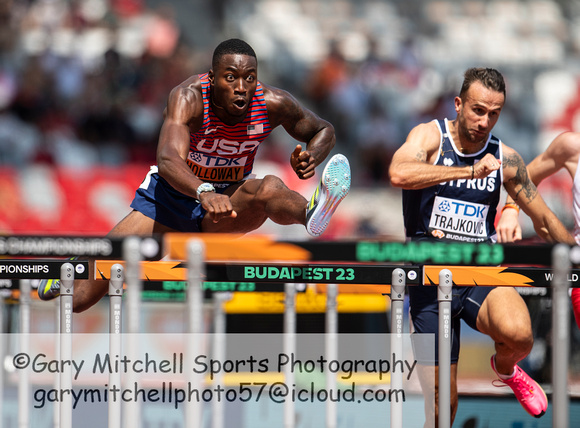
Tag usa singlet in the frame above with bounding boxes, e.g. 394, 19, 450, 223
130, 73, 273, 232
402, 118, 503, 243
187, 73, 272, 188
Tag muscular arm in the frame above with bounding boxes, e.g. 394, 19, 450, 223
156, 83, 205, 198
502, 145, 575, 245
156, 80, 236, 223
264, 84, 335, 179
388, 122, 500, 189
498, 132, 580, 242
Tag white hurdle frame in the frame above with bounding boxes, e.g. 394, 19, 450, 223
186, 239, 205, 428
437, 269, 453, 428
283, 281, 296, 428
108, 264, 124, 428
122, 237, 142, 428
18, 279, 31, 428
58, 263, 75, 428
325, 283, 338, 428
390, 268, 406, 428
552, 244, 571, 428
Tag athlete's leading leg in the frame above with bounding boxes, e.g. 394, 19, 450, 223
477, 287, 547, 417
202, 153, 351, 235
202, 175, 309, 233
477, 288, 533, 374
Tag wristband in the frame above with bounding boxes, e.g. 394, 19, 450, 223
501, 203, 520, 214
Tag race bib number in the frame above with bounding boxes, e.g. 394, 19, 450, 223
428, 196, 489, 241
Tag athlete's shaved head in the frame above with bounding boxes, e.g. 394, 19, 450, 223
460, 67, 506, 101
212, 39, 257, 69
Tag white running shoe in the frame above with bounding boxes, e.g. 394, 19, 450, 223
306, 154, 351, 237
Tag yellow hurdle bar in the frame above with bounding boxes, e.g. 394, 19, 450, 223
223, 290, 389, 314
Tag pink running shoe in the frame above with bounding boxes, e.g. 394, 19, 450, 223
571, 288, 580, 330
490, 355, 547, 418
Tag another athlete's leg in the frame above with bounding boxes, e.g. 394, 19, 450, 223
73, 210, 175, 313
415, 363, 458, 428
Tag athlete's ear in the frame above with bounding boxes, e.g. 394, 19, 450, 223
454, 96, 462, 114
208, 70, 215, 85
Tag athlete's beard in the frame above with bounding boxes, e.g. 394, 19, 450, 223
458, 118, 487, 147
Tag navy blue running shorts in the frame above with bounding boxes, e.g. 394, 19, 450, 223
408, 284, 494, 365
131, 166, 224, 232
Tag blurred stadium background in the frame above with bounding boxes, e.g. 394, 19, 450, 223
1, 1, 580, 426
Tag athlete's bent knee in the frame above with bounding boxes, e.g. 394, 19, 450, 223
255, 175, 287, 200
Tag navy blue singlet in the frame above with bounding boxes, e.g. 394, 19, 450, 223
402, 118, 503, 243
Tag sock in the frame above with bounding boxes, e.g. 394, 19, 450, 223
572, 288, 580, 330
493, 355, 516, 380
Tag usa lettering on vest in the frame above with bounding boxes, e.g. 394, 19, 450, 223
196, 139, 259, 155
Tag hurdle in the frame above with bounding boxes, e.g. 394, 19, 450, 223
19, 279, 31, 428
0, 236, 576, 428
159, 236, 575, 428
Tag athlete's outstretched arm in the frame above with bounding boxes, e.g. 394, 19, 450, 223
388, 122, 500, 189
264, 84, 335, 180
502, 145, 575, 245
497, 132, 580, 242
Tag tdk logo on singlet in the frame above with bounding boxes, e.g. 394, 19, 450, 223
189, 152, 247, 167
437, 200, 486, 218
430, 196, 489, 239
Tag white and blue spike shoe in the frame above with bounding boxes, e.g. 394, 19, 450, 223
37, 278, 62, 300
306, 154, 351, 237
37, 256, 78, 301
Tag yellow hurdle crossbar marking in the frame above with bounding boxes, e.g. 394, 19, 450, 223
223, 290, 389, 314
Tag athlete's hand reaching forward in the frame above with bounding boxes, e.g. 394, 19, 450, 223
290, 145, 317, 179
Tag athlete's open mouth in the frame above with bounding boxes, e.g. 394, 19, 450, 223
233, 99, 246, 108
